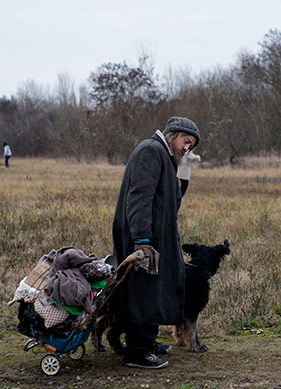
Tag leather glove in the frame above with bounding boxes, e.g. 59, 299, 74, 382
133, 243, 160, 275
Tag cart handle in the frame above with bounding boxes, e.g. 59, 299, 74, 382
115, 250, 144, 286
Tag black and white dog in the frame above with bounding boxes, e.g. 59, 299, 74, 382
172, 239, 230, 352
91, 240, 230, 354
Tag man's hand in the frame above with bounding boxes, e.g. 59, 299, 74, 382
133, 243, 160, 275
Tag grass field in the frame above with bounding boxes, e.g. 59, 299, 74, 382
0, 157, 281, 337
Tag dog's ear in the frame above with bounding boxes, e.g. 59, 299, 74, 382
182, 243, 199, 255
214, 240, 230, 258
223, 240, 230, 255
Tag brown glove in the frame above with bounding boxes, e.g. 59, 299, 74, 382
133, 243, 160, 275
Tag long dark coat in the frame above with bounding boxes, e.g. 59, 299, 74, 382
112, 132, 185, 325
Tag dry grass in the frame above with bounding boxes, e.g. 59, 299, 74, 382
236, 153, 281, 169
1, 157, 280, 337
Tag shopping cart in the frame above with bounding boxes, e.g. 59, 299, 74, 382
14, 251, 142, 375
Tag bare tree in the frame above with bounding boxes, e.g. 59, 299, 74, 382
88, 58, 165, 163
53, 73, 90, 162
236, 29, 281, 154
10, 81, 53, 156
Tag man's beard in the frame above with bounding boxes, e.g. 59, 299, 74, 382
167, 137, 183, 164
172, 150, 183, 165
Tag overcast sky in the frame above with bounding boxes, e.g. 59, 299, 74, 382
1, 0, 280, 98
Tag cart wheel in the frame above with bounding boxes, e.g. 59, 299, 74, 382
68, 344, 86, 360
40, 354, 60, 376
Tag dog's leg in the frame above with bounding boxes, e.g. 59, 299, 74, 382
106, 319, 125, 355
172, 324, 186, 346
183, 318, 208, 352
91, 314, 109, 352
195, 324, 208, 352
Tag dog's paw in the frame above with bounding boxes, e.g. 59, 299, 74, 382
112, 343, 125, 355
198, 344, 208, 353
187, 343, 208, 353
174, 339, 186, 346
97, 343, 108, 352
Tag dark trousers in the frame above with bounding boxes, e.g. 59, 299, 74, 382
124, 322, 158, 357
5, 156, 10, 168
180, 179, 189, 197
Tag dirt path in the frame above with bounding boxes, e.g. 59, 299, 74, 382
0, 331, 280, 388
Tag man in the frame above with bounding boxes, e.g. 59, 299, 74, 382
112, 116, 200, 368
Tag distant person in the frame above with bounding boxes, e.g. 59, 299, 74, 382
177, 150, 201, 197
3, 142, 12, 168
